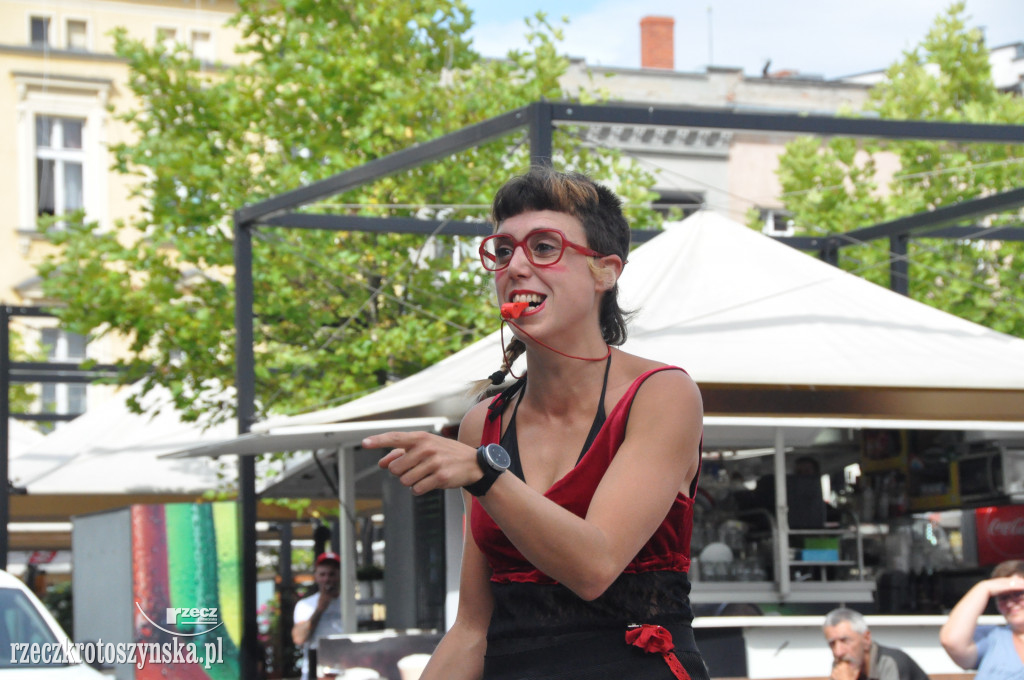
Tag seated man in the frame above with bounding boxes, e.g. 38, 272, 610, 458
824, 608, 929, 680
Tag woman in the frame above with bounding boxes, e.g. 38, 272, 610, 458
939, 559, 1024, 680
364, 167, 707, 680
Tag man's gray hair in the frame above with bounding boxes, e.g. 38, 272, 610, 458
824, 607, 869, 633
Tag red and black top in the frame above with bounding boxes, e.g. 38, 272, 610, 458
469, 366, 706, 680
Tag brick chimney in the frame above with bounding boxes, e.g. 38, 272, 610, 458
640, 16, 674, 69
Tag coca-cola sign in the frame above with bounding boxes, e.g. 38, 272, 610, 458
976, 506, 1024, 565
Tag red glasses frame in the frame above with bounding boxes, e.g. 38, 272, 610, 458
478, 228, 606, 272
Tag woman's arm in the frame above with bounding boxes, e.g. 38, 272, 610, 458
368, 369, 703, 601
418, 490, 493, 680
939, 575, 1022, 668
417, 412, 494, 680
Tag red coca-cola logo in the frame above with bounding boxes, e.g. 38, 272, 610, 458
976, 507, 1024, 565
989, 518, 1024, 537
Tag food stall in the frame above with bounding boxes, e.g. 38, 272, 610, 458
692, 418, 1024, 612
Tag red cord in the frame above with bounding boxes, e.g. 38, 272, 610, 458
499, 317, 610, 379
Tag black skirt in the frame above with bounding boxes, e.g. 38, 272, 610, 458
482, 622, 710, 680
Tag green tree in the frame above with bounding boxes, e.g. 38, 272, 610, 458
773, 2, 1024, 337
39, 1, 659, 423
8, 329, 41, 417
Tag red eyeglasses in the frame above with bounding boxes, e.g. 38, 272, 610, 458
478, 228, 606, 272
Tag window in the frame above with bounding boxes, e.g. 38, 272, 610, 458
759, 208, 796, 237
40, 328, 88, 417
156, 26, 177, 51
30, 16, 50, 47
0, 589, 64, 668
36, 116, 85, 220
15, 73, 109, 232
66, 19, 87, 51
190, 30, 213, 62
653, 190, 705, 219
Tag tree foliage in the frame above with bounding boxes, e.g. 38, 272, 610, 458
7, 330, 41, 417
773, 2, 1024, 337
39, 1, 660, 422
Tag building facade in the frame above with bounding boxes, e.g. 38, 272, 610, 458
1, 0, 240, 418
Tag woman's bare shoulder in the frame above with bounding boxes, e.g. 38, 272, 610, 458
615, 350, 698, 387
458, 395, 493, 446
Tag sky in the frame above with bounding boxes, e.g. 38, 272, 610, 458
463, 0, 1024, 79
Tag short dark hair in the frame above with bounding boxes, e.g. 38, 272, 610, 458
490, 166, 632, 346
992, 560, 1024, 579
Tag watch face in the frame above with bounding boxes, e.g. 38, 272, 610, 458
484, 444, 511, 470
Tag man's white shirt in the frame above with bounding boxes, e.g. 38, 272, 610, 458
294, 592, 344, 680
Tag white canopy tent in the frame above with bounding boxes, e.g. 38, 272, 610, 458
7, 419, 43, 480
252, 210, 1024, 435
14, 382, 236, 495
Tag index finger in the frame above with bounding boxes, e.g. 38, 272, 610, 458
362, 431, 419, 450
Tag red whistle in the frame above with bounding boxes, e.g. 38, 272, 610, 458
500, 302, 529, 320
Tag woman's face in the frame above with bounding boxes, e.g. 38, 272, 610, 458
996, 585, 1024, 627
492, 210, 613, 338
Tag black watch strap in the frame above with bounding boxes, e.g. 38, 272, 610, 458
464, 446, 506, 497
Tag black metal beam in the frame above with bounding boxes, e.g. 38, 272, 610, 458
259, 213, 663, 243
529, 101, 554, 167
3, 306, 54, 318
835, 187, 1024, 247
778, 225, 1024, 250
10, 361, 122, 372
550, 102, 1024, 144
773, 188, 1024, 254
262, 213, 493, 237
8, 374, 116, 385
915, 225, 1024, 241
890, 234, 909, 296
1, 306, 9, 570
233, 215, 259, 678
235, 100, 1024, 235
10, 413, 79, 423
238, 107, 532, 225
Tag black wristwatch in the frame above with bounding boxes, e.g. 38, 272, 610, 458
464, 444, 511, 497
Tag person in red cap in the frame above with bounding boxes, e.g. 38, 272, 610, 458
292, 551, 343, 680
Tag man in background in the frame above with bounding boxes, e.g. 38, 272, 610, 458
293, 551, 345, 680
824, 608, 929, 680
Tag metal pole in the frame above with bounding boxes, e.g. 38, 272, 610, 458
338, 449, 357, 633
890, 234, 909, 296
234, 215, 259, 679
277, 522, 294, 676
820, 243, 839, 267
528, 102, 554, 168
774, 428, 790, 600
1, 306, 10, 571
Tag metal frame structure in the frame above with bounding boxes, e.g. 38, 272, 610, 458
170, 101, 1024, 676
778, 188, 1024, 294
0, 305, 121, 571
